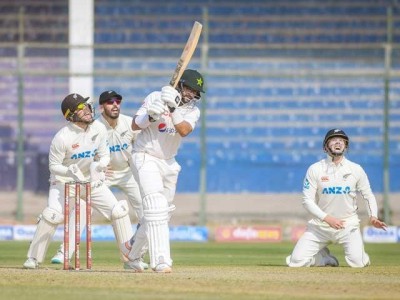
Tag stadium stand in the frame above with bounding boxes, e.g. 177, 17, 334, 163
0, 0, 399, 193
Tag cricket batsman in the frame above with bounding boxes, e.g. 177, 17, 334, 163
123, 69, 205, 273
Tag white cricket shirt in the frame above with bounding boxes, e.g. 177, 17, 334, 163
302, 155, 378, 221
48, 121, 110, 183
133, 91, 200, 160
97, 113, 137, 172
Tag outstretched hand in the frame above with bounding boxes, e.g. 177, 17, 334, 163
370, 216, 387, 231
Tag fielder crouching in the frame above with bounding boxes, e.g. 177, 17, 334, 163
23, 93, 135, 269
49, 90, 147, 270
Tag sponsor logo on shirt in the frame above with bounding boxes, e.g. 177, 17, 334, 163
120, 131, 128, 137
71, 150, 96, 160
109, 143, 129, 153
72, 143, 79, 149
321, 176, 329, 182
322, 186, 351, 194
158, 123, 167, 132
158, 123, 177, 134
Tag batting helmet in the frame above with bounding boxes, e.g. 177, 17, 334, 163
179, 69, 205, 93
61, 93, 90, 121
323, 129, 349, 148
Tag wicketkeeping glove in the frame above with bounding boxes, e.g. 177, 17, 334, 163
161, 86, 180, 112
67, 164, 85, 181
90, 162, 105, 188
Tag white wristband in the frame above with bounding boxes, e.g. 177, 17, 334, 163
171, 110, 184, 125
134, 113, 151, 129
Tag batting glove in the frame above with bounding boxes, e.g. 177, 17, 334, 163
147, 97, 165, 121
161, 86, 180, 112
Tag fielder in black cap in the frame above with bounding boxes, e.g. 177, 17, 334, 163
99, 90, 123, 105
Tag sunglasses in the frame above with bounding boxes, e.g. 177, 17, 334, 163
105, 98, 122, 105
76, 102, 86, 111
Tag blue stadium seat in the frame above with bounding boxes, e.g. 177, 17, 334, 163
1, 0, 399, 192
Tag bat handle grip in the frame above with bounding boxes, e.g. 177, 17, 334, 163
149, 114, 160, 122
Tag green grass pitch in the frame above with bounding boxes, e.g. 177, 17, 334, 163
1, 241, 399, 299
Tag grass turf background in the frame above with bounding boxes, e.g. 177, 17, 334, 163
1, 241, 399, 300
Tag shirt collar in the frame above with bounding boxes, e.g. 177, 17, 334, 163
325, 154, 346, 167
100, 113, 118, 129
69, 122, 89, 132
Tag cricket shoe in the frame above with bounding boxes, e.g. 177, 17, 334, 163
321, 247, 339, 267
51, 249, 64, 264
23, 257, 39, 269
140, 259, 149, 270
153, 263, 172, 273
124, 258, 148, 270
124, 259, 144, 273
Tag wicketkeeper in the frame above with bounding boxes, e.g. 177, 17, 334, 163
49, 90, 148, 270
23, 93, 135, 269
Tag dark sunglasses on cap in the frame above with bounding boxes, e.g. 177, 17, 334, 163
105, 98, 122, 105
75, 102, 87, 111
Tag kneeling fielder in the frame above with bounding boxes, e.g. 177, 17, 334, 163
286, 129, 387, 268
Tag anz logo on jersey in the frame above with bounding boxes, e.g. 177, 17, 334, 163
109, 143, 129, 153
322, 186, 351, 194
71, 150, 96, 159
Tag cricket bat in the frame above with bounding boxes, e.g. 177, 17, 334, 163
169, 21, 202, 87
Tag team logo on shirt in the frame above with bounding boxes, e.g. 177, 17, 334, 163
72, 143, 79, 149
91, 134, 99, 142
343, 174, 351, 180
321, 176, 329, 182
322, 186, 351, 194
303, 178, 310, 189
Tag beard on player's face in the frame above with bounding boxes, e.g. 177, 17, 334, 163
180, 86, 200, 106
103, 106, 120, 119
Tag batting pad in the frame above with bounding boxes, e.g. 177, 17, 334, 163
142, 193, 171, 269
27, 207, 63, 263
127, 222, 148, 262
111, 200, 134, 255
